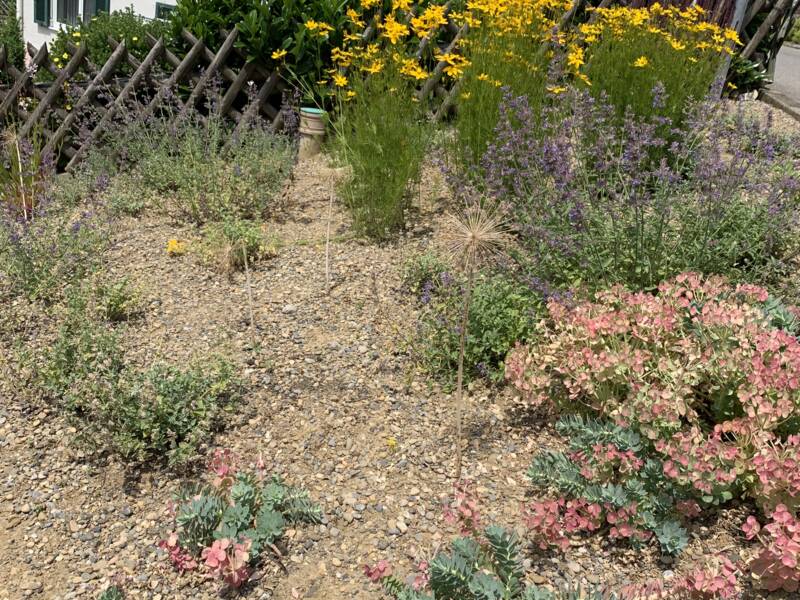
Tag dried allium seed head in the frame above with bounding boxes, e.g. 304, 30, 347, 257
443, 203, 508, 268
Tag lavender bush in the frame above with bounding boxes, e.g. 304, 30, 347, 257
481, 88, 800, 292
0, 133, 107, 302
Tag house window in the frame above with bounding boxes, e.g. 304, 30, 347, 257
57, 0, 80, 25
84, 0, 110, 19
155, 3, 175, 19
34, 0, 51, 26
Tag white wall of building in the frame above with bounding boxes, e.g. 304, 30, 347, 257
19, 1, 177, 50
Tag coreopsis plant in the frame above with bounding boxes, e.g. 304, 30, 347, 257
578, 3, 740, 126
507, 273, 800, 510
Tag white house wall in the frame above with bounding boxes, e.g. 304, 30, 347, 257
19, 0, 177, 50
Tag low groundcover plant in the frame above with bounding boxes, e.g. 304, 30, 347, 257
160, 449, 322, 589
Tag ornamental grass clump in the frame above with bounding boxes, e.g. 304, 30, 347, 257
483, 89, 800, 292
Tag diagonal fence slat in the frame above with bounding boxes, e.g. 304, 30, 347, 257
20, 44, 89, 138
67, 38, 166, 170
176, 27, 239, 123
0, 44, 49, 118
43, 40, 129, 158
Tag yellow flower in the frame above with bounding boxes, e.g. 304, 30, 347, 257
65, 103, 72, 111
346, 8, 364, 27
332, 73, 348, 88
477, 73, 490, 81
331, 47, 354, 66
271, 49, 287, 60
72, 31, 81, 38
392, 0, 411, 11
436, 52, 471, 79
411, 5, 448, 38
346, 90, 357, 99
305, 20, 333, 36
361, 0, 379, 8
546, 85, 567, 94
386, 436, 398, 451
362, 59, 385, 74
166, 239, 186, 256
632, 56, 649, 68
726, 81, 737, 90
566, 45, 584, 70
344, 32, 362, 42
132, 36, 138, 42
62, 52, 69, 59
380, 14, 409, 44
461, 91, 471, 100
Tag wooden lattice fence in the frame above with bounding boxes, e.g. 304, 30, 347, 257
0, 0, 795, 171
0, 27, 285, 170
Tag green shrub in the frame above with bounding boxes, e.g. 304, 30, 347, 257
49, 7, 171, 74
171, 0, 352, 90
334, 61, 427, 240
0, 12, 24, 71
37, 292, 240, 464
414, 270, 540, 385
91, 277, 141, 322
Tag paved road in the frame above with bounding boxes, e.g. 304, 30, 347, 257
767, 44, 800, 119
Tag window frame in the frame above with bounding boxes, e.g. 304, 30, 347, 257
155, 2, 175, 20
33, 0, 52, 26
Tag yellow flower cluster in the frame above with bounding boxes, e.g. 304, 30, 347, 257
380, 14, 410, 45
581, 3, 740, 56
411, 5, 449, 39
437, 51, 472, 78
305, 19, 334, 38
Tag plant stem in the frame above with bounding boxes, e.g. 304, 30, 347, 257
455, 263, 475, 481
325, 194, 333, 294
242, 244, 256, 345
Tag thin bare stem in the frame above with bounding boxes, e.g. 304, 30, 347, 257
325, 193, 333, 294
454, 263, 475, 481
242, 244, 256, 344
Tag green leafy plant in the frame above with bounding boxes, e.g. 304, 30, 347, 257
49, 7, 171, 75
36, 293, 240, 464
99, 102, 295, 224
526, 416, 692, 555
199, 219, 278, 273
414, 270, 540, 385
333, 59, 427, 240
161, 449, 322, 589
98, 585, 124, 600
0, 11, 24, 73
